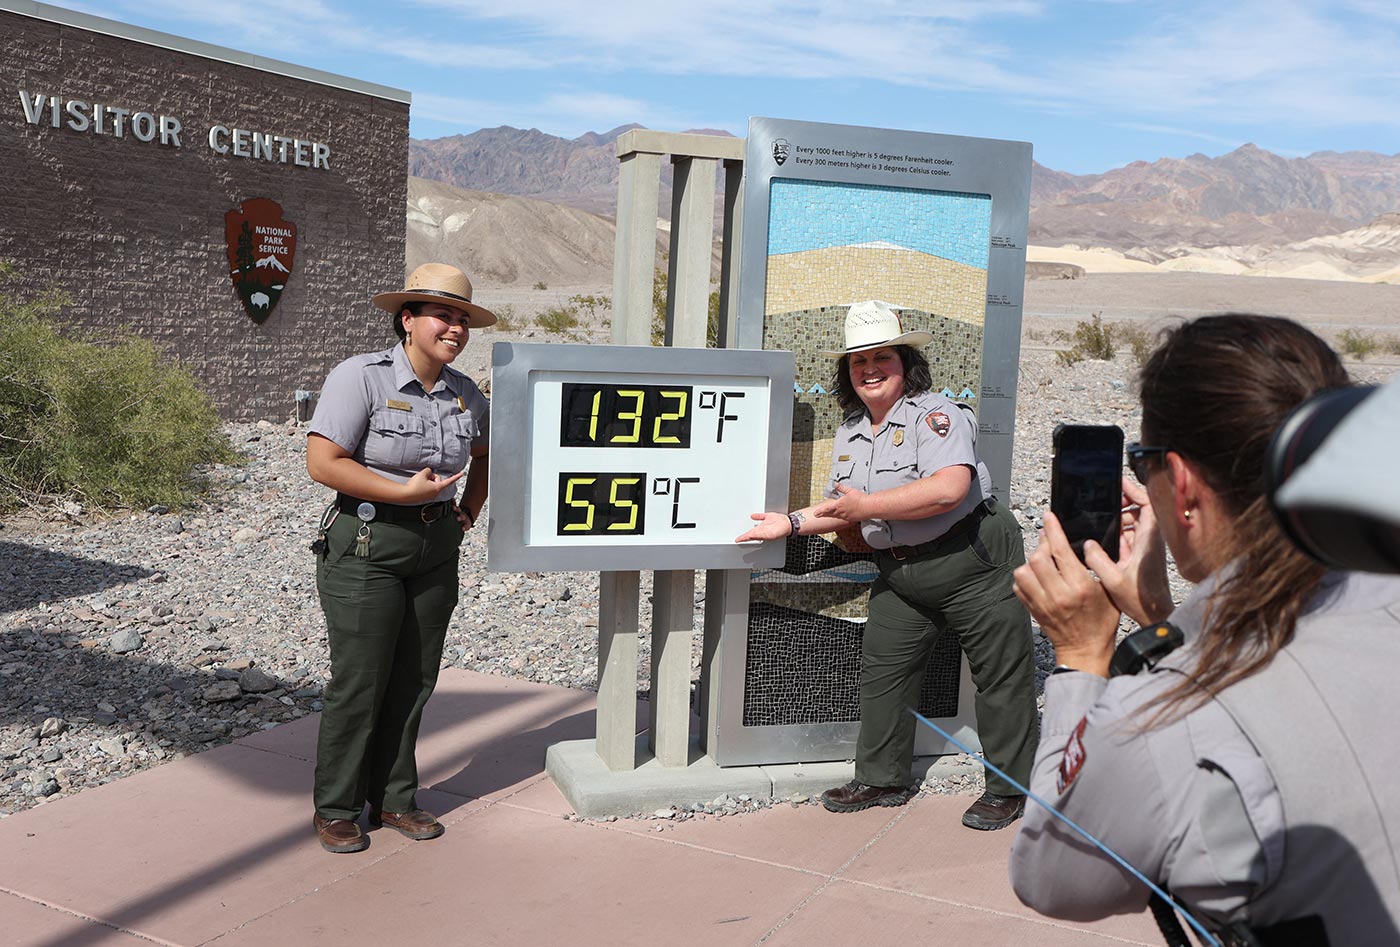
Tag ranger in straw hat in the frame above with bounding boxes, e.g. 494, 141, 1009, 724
739, 300, 1038, 830
305, 263, 493, 853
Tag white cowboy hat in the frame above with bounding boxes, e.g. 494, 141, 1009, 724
373, 263, 497, 328
820, 300, 933, 356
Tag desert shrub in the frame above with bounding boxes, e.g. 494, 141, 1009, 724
0, 263, 235, 511
650, 266, 720, 347
1055, 347, 1084, 368
492, 303, 521, 331
1386, 334, 1400, 356
567, 294, 610, 321
532, 280, 548, 291
1337, 329, 1379, 360
1113, 322, 1156, 366
1055, 313, 1115, 367
535, 305, 580, 333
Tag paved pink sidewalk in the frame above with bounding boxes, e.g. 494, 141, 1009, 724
0, 669, 1161, 946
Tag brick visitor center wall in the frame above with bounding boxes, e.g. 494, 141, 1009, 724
0, 6, 409, 419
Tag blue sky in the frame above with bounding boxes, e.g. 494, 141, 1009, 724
55, 0, 1400, 174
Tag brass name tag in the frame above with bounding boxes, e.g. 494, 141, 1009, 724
838, 455, 851, 462
385, 399, 413, 412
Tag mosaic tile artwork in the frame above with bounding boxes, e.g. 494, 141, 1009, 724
746, 178, 993, 724
742, 603, 962, 726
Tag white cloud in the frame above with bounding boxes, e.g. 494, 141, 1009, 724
409, 0, 1044, 93
74, 0, 1400, 149
1116, 124, 1246, 149
1040, 1, 1400, 129
411, 91, 693, 138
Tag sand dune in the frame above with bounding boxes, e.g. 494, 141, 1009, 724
1032, 212, 1400, 284
1026, 246, 1158, 274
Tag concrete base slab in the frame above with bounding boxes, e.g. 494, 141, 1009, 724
754, 753, 981, 800
547, 735, 984, 816
547, 735, 772, 817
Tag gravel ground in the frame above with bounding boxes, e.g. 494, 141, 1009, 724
2, 343, 1394, 819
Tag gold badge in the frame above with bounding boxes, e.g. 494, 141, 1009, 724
892, 430, 904, 447
386, 399, 413, 412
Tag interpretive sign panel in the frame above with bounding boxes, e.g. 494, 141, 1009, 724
487, 342, 794, 572
706, 116, 1032, 766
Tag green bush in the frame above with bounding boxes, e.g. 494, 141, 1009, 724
650, 266, 720, 347
1055, 313, 1115, 367
1337, 329, 1379, 360
492, 303, 521, 331
1114, 322, 1156, 366
0, 264, 235, 510
532, 280, 548, 291
567, 294, 610, 321
535, 305, 580, 333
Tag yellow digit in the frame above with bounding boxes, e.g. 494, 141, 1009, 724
607, 477, 640, 531
612, 389, 643, 443
562, 477, 595, 531
588, 389, 601, 442
653, 389, 687, 444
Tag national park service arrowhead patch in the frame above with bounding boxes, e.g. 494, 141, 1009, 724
1057, 716, 1089, 794
225, 198, 297, 324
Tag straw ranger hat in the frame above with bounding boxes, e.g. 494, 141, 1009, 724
820, 300, 933, 357
373, 263, 497, 328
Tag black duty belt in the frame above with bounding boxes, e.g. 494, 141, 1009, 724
883, 498, 994, 561
1152, 890, 1330, 947
336, 494, 451, 524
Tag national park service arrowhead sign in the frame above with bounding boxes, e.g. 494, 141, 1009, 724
225, 198, 297, 323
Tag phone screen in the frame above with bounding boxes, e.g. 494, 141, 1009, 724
1050, 424, 1124, 561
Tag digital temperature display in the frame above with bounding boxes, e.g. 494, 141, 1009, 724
487, 342, 792, 572
557, 472, 647, 535
559, 384, 692, 449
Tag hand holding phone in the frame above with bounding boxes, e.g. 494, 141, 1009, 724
1050, 424, 1124, 562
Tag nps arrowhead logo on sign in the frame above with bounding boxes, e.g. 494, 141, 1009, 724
224, 198, 297, 324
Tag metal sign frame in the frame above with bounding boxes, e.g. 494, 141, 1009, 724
488, 341, 794, 573
705, 116, 1032, 766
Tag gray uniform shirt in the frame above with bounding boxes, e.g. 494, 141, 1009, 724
1010, 570, 1400, 939
828, 391, 989, 549
308, 344, 489, 503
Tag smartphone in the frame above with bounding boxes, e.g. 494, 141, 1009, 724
1050, 424, 1124, 561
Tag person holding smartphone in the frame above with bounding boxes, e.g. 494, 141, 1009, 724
1010, 314, 1400, 942
737, 301, 1038, 830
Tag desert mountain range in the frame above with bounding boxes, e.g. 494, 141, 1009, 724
407, 127, 1400, 287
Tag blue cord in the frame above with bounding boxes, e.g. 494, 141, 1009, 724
911, 709, 1222, 947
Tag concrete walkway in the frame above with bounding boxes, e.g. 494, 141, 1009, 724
0, 669, 1162, 946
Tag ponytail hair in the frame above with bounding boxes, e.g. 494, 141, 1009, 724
1138, 315, 1350, 720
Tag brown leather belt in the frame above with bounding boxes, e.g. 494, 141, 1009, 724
883, 499, 994, 561
336, 494, 451, 524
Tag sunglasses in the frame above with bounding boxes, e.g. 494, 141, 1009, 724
1125, 442, 1169, 483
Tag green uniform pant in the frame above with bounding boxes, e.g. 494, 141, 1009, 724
313, 512, 462, 821
855, 502, 1038, 796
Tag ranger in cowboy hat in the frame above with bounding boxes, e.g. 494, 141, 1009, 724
739, 299, 1038, 830
304, 263, 493, 853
